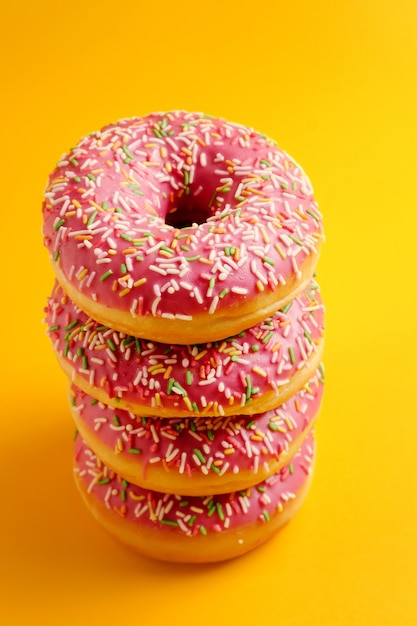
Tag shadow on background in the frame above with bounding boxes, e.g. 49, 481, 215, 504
1, 403, 234, 604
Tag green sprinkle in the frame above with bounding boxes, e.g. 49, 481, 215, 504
74, 176, 81, 183
289, 234, 303, 246
97, 478, 111, 485
120, 233, 133, 241
306, 209, 320, 221
219, 288, 229, 298
281, 301, 293, 314
100, 269, 113, 281
120, 263, 127, 275
54, 219, 65, 231
288, 347, 295, 364
161, 519, 180, 527
70, 157, 79, 167
262, 331, 273, 344
172, 381, 187, 396
82, 356, 88, 369
87, 173, 96, 181
245, 420, 256, 430
268, 422, 279, 431
65, 319, 79, 331
251, 345, 259, 352
107, 338, 116, 352
262, 256, 275, 266
216, 503, 225, 521
199, 525, 207, 536
122, 479, 129, 488
128, 448, 142, 455
260, 159, 271, 167
121, 489, 127, 502
289, 463, 294, 474
179, 500, 189, 507
77, 348, 83, 357
113, 415, 121, 426
53, 250, 60, 261
262, 511, 271, 522
185, 255, 201, 262
304, 330, 312, 343
193, 449, 206, 464
208, 189, 217, 207
122, 145, 134, 160
87, 211, 98, 227
245, 375, 252, 399
48, 325, 60, 332
167, 378, 187, 396
186, 371, 193, 385
188, 515, 197, 527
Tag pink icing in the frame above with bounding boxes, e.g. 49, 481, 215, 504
43, 111, 323, 326
69, 368, 323, 488
46, 281, 325, 416
74, 431, 316, 535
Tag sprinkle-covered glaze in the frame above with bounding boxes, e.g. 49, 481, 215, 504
74, 431, 315, 536
43, 111, 323, 342
69, 367, 323, 494
46, 281, 325, 417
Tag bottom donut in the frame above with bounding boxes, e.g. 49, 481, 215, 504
74, 431, 316, 563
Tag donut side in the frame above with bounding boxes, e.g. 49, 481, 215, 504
45, 280, 325, 418
68, 367, 324, 495
73, 432, 316, 563
51, 243, 321, 345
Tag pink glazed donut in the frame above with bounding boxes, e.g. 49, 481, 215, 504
69, 367, 324, 495
46, 280, 325, 418
43, 111, 324, 344
73, 431, 316, 563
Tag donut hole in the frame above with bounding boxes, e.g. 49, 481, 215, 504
165, 202, 213, 229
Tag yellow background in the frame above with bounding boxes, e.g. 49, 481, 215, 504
1, 1, 416, 624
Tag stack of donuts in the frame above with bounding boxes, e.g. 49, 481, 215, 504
42, 111, 325, 563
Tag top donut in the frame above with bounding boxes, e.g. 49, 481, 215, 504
43, 111, 323, 344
